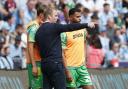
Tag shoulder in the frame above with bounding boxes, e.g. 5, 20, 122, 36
27, 21, 39, 32
27, 21, 38, 28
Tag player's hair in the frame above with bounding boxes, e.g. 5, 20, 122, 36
15, 24, 23, 29
69, 8, 81, 16
83, 8, 90, 13
75, 3, 83, 9
35, 2, 47, 16
43, 7, 57, 20
91, 14, 99, 20
90, 35, 102, 49
103, 3, 110, 7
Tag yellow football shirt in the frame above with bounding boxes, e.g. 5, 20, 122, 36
61, 29, 87, 67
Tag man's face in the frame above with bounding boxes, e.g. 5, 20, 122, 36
113, 43, 119, 53
107, 19, 115, 28
27, 0, 35, 11
69, 12, 81, 23
15, 40, 21, 46
104, 5, 110, 13
39, 13, 44, 24
16, 27, 23, 34
51, 10, 58, 23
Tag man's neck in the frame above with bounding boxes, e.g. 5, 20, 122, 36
35, 18, 40, 25
44, 19, 51, 23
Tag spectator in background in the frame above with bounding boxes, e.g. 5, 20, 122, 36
114, 0, 123, 13
104, 0, 114, 9
0, 2, 8, 18
111, 28, 121, 44
5, 14, 15, 32
105, 42, 121, 68
76, 0, 95, 12
99, 3, 114, 27
0, 17, 8, 30
14, 0, 27, 9
0, 34, 5, 69
75, 3, 84, 13
122, 0, 128, 9
58, 3, 69, 24
61, 3, 69, 24
14, 2, 26, 26
86, 14, 100, 44
9, 36, 23, 69
124, 13, 128, 43
0, 32, 5, 54
94, 0, 114, 11
0, 46, 14, 70
106, 18, 116, 40
124, 12, 128, 29
4, 46, 14, 69
119, 44, 128, 61
20, 0, 37, 26
115, 12, 125, 28
4, 0, 16, 15
1, 23, 11, 48
87, 35, 104, 68
118, 26, 127, 45
14, 24, 27, 48
109, 25, 127, 48
9, 35, 22, 59
90, 14, 99, 34
99, 27, 110, 54
81, 8, 91, 23
65, 0, 75, 9
15, 24, 24, 36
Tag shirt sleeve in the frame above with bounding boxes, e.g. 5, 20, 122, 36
106, 51, 114, 61
27, 24, 38, 42
54, 23, 89, 33
60, 32, 67, 49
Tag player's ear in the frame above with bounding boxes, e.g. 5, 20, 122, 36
39, 13, 44, 19
47, 15, 51, 20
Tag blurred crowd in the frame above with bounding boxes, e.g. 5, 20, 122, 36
0, 0, 128, 70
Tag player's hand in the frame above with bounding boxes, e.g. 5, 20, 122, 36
32, 66, 38, 77
65, 70, 73, 82
87, 21, 98, 28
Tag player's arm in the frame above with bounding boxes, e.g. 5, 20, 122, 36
61, 33, 73, 82
0, 6, 8, 16
26, 44, 30, 63
28, 42, 37, 66
62, 51, 73, 82
27, 25, 38, 76
55, 22, 95, 33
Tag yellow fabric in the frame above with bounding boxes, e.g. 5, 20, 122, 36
26, 21, 39, 31
63, 29, 86, 67
26, 20, 41, 63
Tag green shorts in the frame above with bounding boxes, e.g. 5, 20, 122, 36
27, 62, 43, 89
67, 65, 92, 88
